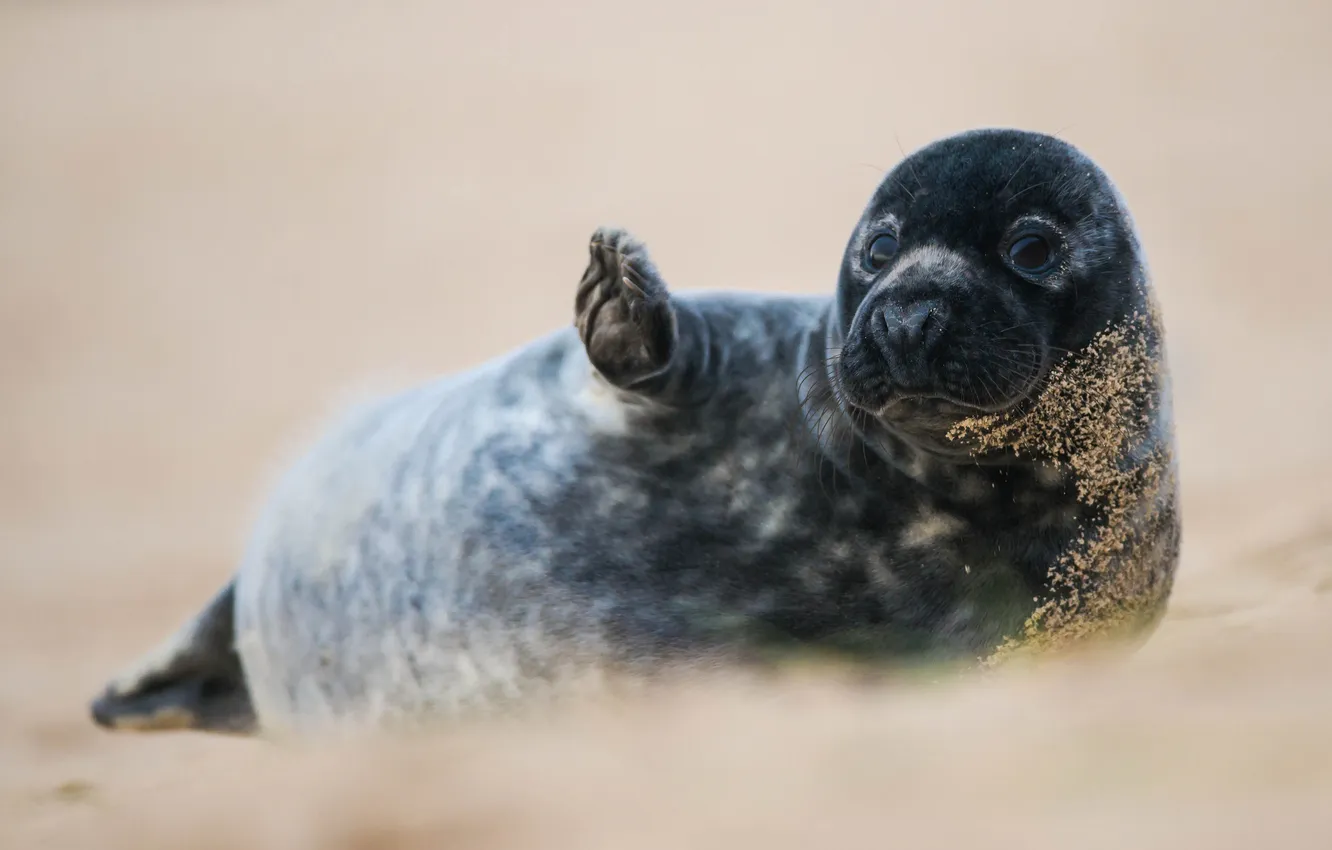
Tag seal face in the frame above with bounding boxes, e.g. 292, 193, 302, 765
829, 130, 1145, 460
89, 128, 1180, 736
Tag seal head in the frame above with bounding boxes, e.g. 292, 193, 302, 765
829, 129, 1148, 461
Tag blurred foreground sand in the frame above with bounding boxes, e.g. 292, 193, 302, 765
2, 1, 1331, 847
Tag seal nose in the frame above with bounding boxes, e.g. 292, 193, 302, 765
879, 298, 948, 359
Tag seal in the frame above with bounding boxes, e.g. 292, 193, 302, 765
89, 127, 1180, 736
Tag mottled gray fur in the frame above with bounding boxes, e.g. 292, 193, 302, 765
89, 128, 1179, 736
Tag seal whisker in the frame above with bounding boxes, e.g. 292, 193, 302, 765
1005, 180, 1054, 206
993, 320, 1046, 335
967, 368, 1004, 411
895, 131, 925, 192
998, 143, 1042, 199
983, 352, 1041, 376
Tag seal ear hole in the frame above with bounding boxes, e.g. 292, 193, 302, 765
863, 231, 900, 273
1006, 232, 1059, 275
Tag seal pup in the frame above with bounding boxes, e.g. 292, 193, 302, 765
89, 127, 1180, 736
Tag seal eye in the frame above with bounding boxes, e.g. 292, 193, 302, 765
1008, 234, 1055, 273
864, 233, 900, 272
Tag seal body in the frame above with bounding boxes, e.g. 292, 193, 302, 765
233, 300, 1044, 732
90, 128, 1180, 735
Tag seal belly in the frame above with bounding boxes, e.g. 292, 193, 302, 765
233, 329, 612, 732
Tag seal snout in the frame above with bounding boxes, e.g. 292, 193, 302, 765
854, 294, 952, 397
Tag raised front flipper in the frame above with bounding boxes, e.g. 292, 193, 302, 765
574, 226, 717, 405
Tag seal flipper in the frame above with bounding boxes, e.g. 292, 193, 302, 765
574, 227, 718, 406
90, 581, 256, 734
575, 227, 676, 386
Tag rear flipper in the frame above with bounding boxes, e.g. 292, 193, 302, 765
90, 581, 257, 735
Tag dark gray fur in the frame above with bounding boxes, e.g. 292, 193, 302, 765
90, 128, 1180, 736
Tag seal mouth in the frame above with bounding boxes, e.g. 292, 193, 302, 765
833, 306, 1053, 425
813, 347, 1051, 464
871, 386, 1029, 419
833, 354, 1052, 424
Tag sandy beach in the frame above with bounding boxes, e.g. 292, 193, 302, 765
2, 1, 1330, 846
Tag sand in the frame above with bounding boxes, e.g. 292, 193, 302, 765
2, 1, 1330, 847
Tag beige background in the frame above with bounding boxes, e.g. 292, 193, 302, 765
2, 1, 1330, 847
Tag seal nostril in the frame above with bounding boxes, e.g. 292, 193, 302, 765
868, 306, 894, 357
878, 306, 895, 333
903, 303, 932, 350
